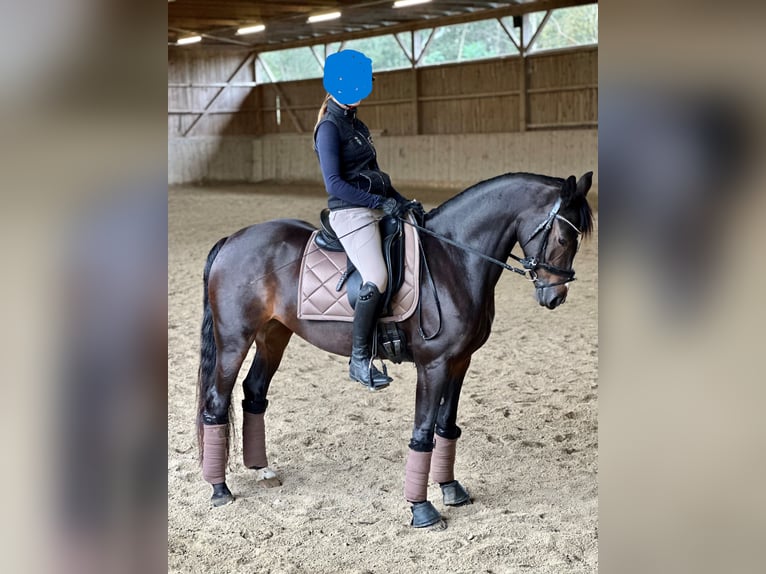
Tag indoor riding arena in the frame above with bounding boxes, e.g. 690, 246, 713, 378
168, 1, 598, 572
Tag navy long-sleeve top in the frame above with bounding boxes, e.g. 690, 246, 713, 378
315, 98, 406, 209
315, 121, 384, 209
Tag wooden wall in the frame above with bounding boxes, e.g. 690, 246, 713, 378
247, 130, 598, 189
168, 46, 597, 137
168, 47, 260, 137
168, 130, 598, 188
526, 47, 598, 128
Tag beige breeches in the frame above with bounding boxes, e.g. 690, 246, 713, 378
329, 207, 388, 293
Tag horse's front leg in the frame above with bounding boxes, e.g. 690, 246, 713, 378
405, 358, 468, 528
432, 357, 472, 507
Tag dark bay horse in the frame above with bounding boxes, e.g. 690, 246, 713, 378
196, 171, 594, 527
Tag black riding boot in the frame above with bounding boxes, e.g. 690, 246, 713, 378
349, 282, 393, 390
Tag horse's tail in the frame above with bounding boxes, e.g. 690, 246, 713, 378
196, 236, 229, 462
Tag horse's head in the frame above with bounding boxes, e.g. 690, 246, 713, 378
518, 172, 594, 309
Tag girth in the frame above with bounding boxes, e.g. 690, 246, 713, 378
314, 208, 406, 315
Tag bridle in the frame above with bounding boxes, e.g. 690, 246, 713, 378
402, 196, 582, 290
508, 196, 582, 290
400, 196, 583, 340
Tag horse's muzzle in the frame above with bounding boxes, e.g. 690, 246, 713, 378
536, 284, 568, 309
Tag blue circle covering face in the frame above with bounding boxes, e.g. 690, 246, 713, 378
323, 50, 373, 105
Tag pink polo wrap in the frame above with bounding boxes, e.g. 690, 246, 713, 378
430, 435, 458, 484
242, 411, 268, 469
202, 424, 228, 485
404, 449, 432, 503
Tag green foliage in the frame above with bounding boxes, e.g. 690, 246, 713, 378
326, 42, 342, 55
419, 20, 518, 67
342, 35, 411, 71
527, 5, 598, 52
258, 47, 322, 82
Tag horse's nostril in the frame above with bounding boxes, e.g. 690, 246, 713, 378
548, 294, 565, 309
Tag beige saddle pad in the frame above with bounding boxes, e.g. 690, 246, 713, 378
297, 217, 420, 322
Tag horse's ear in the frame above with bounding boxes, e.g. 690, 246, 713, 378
576, 171, 593, 197
562, 175, 577, 202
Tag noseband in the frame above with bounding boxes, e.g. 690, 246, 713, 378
508, 197, 582, 290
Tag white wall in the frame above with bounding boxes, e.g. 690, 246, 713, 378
168, 137, 253, 185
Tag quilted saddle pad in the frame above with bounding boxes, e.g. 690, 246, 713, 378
297, 217, 420, 322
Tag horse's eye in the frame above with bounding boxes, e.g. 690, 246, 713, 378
557, 237, 567, 246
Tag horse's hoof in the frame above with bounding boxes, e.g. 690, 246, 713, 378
211, 482, 234, 507
255, 467, 282, 487
410, 501, 443, 528
440, 480, 472, 506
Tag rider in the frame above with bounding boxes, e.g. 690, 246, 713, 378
313, 50, 409, 390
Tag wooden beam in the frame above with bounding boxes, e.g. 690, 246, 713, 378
171, 103, 596, 127
169, 27, 254, 48
254, 80, 263, 135
257, 91, 530, 116
412, 67, 420, 135
527, 84, 599, 94
496, 17, 521, 53
418, 90, 521, 102
256, 87, 527, 112
310, 45, 325, 70
525, 10, 552, 52
527, 121, 598, 130
258, 56, 306, 133
260, 98, 412, 112
182, 51, 254, 137
169, 82, 258, 88
393, 31, 413, 65
169, 109, 260, 115
411, 31, 418, 135
414, 28, 436, 66
519, 18, 527, 132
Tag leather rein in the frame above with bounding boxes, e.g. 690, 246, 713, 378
401, 197, 582, 290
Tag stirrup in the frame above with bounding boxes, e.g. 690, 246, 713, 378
365, 359, 391, 391
350, 357, 392, 391
364, 326, 391, 391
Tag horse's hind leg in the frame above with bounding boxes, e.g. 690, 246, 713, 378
202, 330, 254, 507
241, 320, 292, 483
